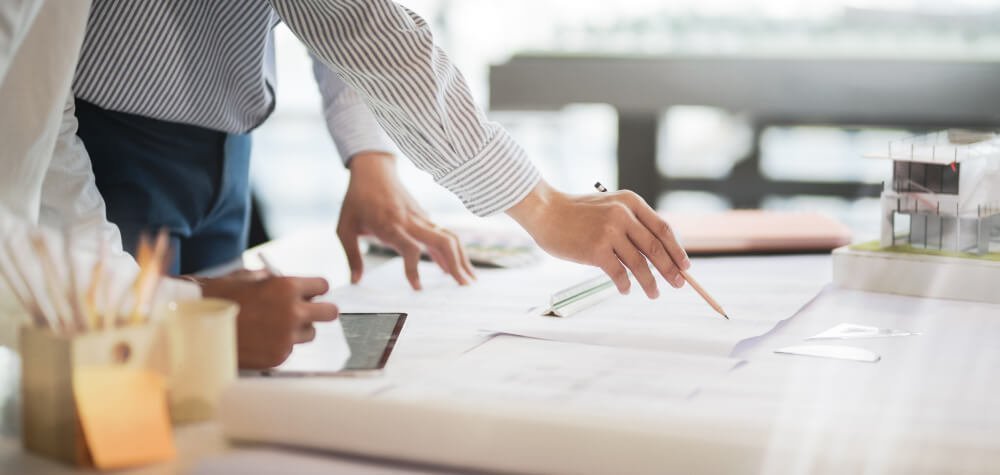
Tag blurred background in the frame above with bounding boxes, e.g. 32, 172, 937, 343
250, 0, 1000, 246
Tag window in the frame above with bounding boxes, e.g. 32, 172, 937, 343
893, 161, 909, 192
942, 163, 961, 194
893, 162, 960, 195
910, 163, 926, 191
925, 164, 943, 193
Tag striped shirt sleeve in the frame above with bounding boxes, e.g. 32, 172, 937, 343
310, 53, 396, 167
269, 0, 540, 216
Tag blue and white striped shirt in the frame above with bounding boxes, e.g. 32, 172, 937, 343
73, 0, 540, 216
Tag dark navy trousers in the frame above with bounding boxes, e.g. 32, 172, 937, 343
74, 98, 252, 275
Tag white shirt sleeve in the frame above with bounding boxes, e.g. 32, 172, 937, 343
38, 95, 127, 254
0, 1, 200, 350
0, 0, 44, 83
270, 0, 541, 217
311, 53, 396, 167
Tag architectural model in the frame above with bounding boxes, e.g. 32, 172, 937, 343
833, 129, 1000, 304
876, 129, 1000, 254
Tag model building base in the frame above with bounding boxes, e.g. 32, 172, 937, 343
832, 242, 1000, 304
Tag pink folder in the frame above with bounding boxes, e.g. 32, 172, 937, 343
662, 210, 852, 254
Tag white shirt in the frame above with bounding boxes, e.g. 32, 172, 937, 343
73, 1, 540, 217
0, 0, 198, 349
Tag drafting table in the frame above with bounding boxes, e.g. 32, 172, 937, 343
1, 226, 998, 474
489, 55, 1000, 207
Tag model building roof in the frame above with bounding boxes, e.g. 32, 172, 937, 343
866, 129, 1000, 165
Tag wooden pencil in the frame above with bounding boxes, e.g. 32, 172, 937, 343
679, 270, 729, 320
62, 229, 89, 331
29, 233, 77, 331
128, 229, 169, 324
85, 235, 108, 329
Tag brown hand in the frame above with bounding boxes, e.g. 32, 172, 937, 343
200, 273, 338, 369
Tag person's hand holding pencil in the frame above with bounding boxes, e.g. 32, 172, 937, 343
508, 179, 729, 319
506, 179, 690, 299
196, 264, 340, 369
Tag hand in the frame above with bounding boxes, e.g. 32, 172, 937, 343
506, 180, 690, 299
337, 152, 475, 290
199, 271, 339, 369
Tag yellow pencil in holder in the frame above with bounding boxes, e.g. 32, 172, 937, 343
19, 322, 170, 467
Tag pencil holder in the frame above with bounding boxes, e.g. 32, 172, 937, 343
19, 322, 169, 466
161, 298, 238, 424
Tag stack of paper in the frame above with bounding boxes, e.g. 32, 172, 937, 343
221, 336, 747, 474
222, 254, 830, 474
489, 255, 829, 356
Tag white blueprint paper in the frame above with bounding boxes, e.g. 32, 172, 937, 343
487, 255, 830, 356
388, 335, 743, 410
325, 255, 828, 359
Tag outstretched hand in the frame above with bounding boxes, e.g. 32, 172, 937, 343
336, 152, 475, 290
506, 180, 689, 299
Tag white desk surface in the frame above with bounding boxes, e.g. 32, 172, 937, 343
2, 226, 998, 474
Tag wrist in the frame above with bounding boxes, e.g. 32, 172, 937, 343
348, 151, 396, 174
506, 179, 560, 234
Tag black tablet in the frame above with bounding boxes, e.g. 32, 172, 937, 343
259, 312, 406, 377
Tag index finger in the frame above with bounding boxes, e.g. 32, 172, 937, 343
290, 277, 331, 299
336, 222, 365, 284
628, 200, 690, 270
298, 302, 339, 324
409, 222, 470, 286
381, 227, 423, 290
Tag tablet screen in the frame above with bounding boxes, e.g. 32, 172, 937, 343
261, 312, 406, 376
340, 313, 407, 371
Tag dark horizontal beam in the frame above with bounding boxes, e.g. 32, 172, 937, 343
661, 177, 883, 206
491, 54, 1000, 124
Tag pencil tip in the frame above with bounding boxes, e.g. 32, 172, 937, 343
723, 314, 730, 320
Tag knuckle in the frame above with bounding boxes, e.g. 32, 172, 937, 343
600, 223, 620, 238
401, 242, 421, 257
655, 220, 673, 237
288, 306, 307, 323
315, 278, 330, 295
268, 277, 296, 296
646, 237, 664, 257
430, 233, 451, 250
634, 255, 650, 270
384, 225, 405, 241
621, 190, 642, 205
609, 203, 631, 219
400, 242, 420, 258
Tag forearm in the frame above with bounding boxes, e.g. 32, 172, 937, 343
271, 0, 540, 216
